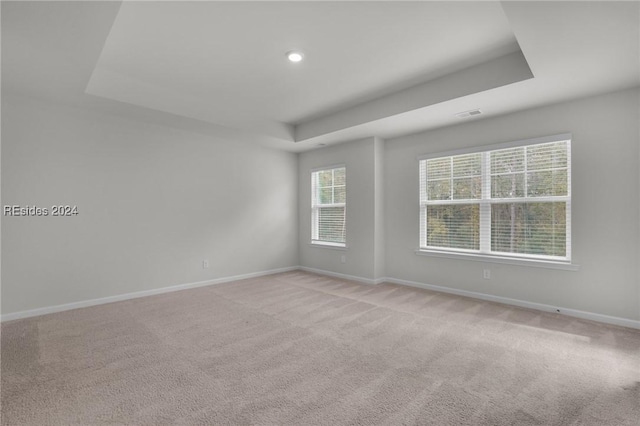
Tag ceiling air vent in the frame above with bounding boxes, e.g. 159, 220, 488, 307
455, 109, 482, 119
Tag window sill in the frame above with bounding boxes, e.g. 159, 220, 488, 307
415, 249, 579, 271
310, 241, 348, 250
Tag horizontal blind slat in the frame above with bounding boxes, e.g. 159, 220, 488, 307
419, 139, 570, 260
312, 166, 346, 244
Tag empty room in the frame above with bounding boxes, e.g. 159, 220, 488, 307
1, 1, 639, 425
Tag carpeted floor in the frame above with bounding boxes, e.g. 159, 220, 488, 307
1, 271, 639, 425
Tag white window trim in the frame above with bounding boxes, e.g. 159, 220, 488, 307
418, 133, 575, 269
311, 164, 346, 248
309, 241, 348, 250
414, 248, 579, 271
417, 133, 572, 160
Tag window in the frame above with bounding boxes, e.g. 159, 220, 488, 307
419, 135, 571, 262
312, 166, 346, 247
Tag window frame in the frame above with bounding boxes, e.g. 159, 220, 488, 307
418, 133, 574, 268
311, 164, 347, 248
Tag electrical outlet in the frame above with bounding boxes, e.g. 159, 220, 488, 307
203, 260, 210, 269
483, 269, 491, 279
341, 255, 346, 264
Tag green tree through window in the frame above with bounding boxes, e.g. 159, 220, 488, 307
419, 138, 571, 261
312, 166, 346, 245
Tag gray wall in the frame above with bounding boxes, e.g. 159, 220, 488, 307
297, 88, 639, 321
1, 95, 298, 314
384, 88, 639, 321
373, 137, 385, 280
298, 137, 382, 281
4, 88, 639, 323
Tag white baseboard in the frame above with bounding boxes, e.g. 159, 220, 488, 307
4, 266, 638, 330
383, 276, 640, 330
297, 266, 386, 285
1, 266, 298, 322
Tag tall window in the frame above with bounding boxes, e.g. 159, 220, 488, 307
312, 166, 346, 246
419, 136, 571, 261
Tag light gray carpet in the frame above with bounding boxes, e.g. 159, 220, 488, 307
2, 271, 639, 425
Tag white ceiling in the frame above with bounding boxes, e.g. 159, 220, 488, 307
86, 1, 519, 139
3, 1, 639, 152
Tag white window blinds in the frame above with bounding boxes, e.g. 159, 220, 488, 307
420, 153, 482, 250
420, 137, 571, 261
312, 166, 346, 246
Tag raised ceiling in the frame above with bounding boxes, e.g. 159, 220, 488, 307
3, 1, 639, 152
86, 1, 522, 141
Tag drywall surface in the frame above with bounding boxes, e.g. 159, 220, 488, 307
373, 137, 385, 280
1, 95, 298, 315
385, 88, 640, 321
298, 138, 378, 280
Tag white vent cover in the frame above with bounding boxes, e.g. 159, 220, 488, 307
455, 109, 482, 118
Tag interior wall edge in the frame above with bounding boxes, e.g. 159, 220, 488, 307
298, 266, 384, 286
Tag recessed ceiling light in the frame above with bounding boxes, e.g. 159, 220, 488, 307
286, 51, 304, 63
